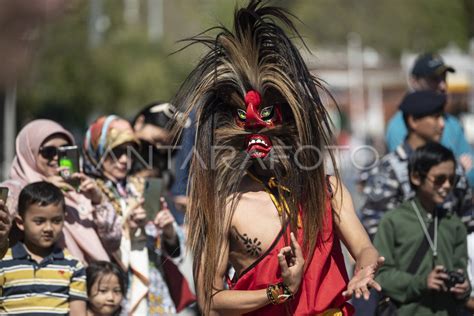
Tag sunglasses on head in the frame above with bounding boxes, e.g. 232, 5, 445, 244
39, 146, 60, 160
426, 174, 455, 186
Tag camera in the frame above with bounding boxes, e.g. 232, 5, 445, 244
444, 270, 465, 288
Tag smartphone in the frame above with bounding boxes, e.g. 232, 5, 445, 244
0, 187, 8, 204
58, 146, 81, 189
143, 177, 164, 220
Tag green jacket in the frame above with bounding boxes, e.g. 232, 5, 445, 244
374, 198, 468, 316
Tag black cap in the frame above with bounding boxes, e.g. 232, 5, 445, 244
399, 90, 446, 117
411, 53, 455, 77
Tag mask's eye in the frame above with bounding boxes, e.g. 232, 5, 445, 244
237, 109, 247, 121
260, 106, 274, 120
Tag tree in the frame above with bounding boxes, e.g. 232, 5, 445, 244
16, 0, 472, 133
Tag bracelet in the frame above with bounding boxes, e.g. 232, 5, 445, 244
266, 282, 294, 305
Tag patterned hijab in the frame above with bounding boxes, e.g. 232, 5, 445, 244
83, 115, 138, 178
10, 119, 74, 183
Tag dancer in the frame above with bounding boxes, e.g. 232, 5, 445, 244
171, 1, 382, 315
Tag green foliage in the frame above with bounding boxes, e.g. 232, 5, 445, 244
17, 0, 472, 132
289, 0, 470, 56
18, 0, 198, 130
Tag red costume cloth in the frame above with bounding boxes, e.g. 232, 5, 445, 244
229, 200, 354, 316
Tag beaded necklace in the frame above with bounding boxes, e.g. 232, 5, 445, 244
96, 179, 123, 216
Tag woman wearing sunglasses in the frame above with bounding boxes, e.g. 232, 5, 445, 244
83, 115, 185, 315
0, 119, 122, 264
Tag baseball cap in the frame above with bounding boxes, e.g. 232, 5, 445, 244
411, 53, 455, 77
399, 90, 446, 117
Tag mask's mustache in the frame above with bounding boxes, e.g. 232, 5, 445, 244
211, 128, 296, 177
214, 123, 296, 147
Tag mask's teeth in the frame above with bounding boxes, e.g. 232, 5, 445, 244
248, 137, 269, 147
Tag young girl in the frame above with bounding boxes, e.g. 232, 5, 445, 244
86, 261, 125, 316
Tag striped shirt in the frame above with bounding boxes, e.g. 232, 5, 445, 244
0, 242, 87, 315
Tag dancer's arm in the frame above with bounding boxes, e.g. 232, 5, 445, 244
330, 176, 384, 300
196, 232, 304, 315
195, 233, 266, 316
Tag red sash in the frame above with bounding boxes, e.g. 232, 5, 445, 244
228, 200, 354, 316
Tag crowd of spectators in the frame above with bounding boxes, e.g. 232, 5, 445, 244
0, 102, 196, 315
0, 52, 473, 316
356, 53, 474, 315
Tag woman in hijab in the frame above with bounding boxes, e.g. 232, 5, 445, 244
83, 115, 185, 315
1, 119, 121, 264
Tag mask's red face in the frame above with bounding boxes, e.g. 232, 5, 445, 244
235, 90, 282, 159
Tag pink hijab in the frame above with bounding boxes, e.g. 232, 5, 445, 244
1, 119, 110, 263
10, 119, 74, 184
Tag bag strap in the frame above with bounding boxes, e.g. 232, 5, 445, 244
379, 206, 434, 310
406, 220, 434, 274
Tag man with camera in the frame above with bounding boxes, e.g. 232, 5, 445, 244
374, 142, 470, 315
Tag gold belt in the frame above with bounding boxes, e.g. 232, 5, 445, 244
316, 308, 343, 316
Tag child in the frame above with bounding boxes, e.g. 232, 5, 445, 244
86, 261, 125, 316
374, 142, 471, 315
0, 181, 87, 315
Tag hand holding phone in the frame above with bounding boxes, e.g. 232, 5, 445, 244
0, 187, 8, 204
0, 187, 12, 248
75, 173, 103, 205
125, 198, 147, 231
143, 178, 164, 220
58, 146, 81, 190
153, 197, 177, 242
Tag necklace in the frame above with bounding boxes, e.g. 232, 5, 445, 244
246, 172, 302, 228
246, 172, 290, 216
411, 200, 438, 258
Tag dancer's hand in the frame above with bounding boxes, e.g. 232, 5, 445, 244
278, 232, 305, 294
343, 256, 384, 300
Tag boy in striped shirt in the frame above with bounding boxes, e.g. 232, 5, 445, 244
0, 181, 87, 315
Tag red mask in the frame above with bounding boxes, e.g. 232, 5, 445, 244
235, 90, 282, 158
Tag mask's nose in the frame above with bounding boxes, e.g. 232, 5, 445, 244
243, 90, 266, 129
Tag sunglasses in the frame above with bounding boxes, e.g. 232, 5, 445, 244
148, 103, 191, 128
39, 146, 60, 160
426, 174, 455, 186
111, 145, 134, 158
